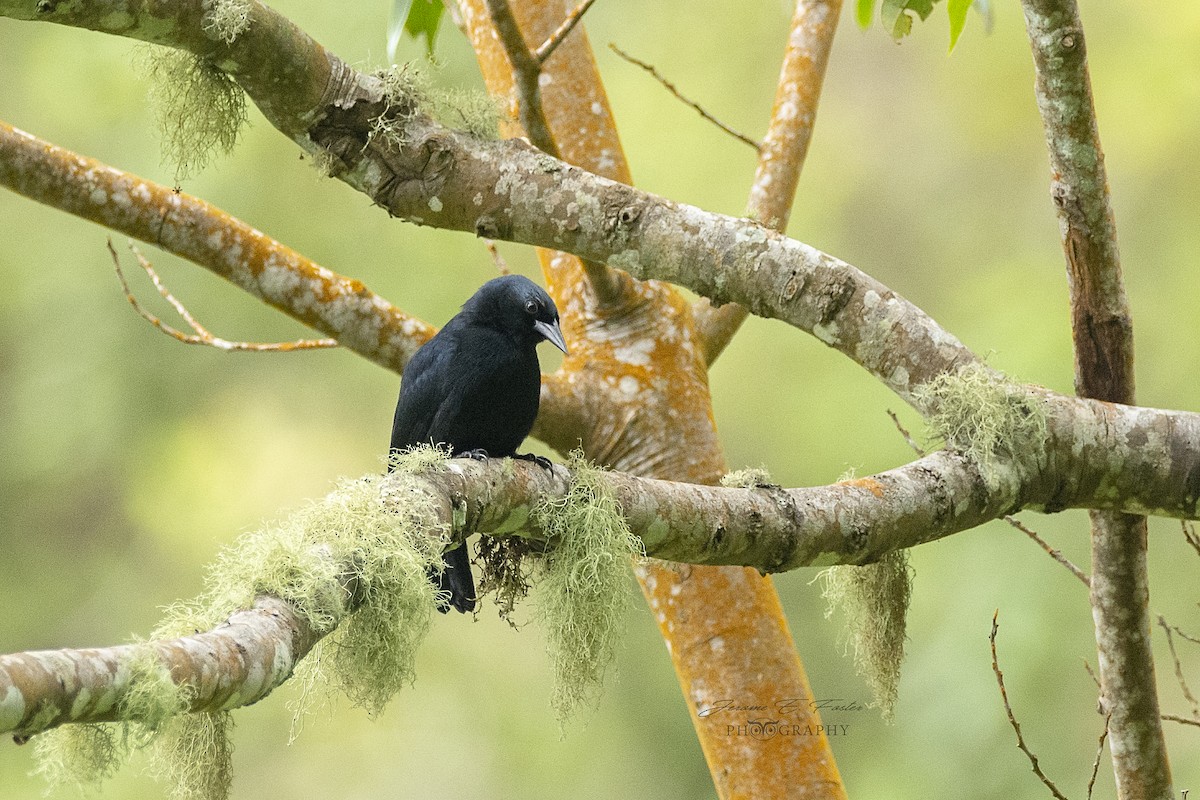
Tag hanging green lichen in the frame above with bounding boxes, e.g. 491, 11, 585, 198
531, 451, 645, 726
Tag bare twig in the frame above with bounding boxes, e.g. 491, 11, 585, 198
887, 408, 925, 456
990, 611, 1071, 800
1086, 715, 1110, 800
533, 0, 597, 65
1183, 520, 1200, 558
1158, 615, 1200, 718
1162, 622, 1200, 647
607, 43, 761, 152
1004, 515, 1090, 587
1083, 659, 1101, 690
110, 240, 339, 352
1161, 714, 1200, 728
484, 240, 511, 275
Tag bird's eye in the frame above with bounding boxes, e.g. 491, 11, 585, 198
524, 299, 539, 315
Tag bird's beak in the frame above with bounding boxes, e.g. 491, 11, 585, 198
533, 318, 569, 355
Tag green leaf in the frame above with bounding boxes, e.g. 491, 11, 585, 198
947, 0, 972, 51
856, 0, 875, 29
406, 0, 444, 56
387, 0, 443, 61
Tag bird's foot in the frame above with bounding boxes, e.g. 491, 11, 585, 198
455, 448, 491, 461
514, 451, 554, 471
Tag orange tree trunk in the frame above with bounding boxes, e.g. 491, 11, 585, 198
459, 3, 847, 797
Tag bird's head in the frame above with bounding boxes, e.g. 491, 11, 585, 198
464, 274, 568, 355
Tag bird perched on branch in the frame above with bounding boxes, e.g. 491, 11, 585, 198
389, 274, 568, 614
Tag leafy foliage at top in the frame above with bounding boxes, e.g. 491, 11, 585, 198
857, 0, 989, 50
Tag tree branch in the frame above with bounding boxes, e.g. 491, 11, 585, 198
480, 0, 620, 304
692, 0, 843, 364
0, 0, 978, 402
1022, 0, 1172, 797
0, 120, 434, 373
2, 596, 326, 741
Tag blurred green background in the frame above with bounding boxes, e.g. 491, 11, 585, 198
2, 1, 1198, 797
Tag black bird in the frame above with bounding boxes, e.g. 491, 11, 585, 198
389, 274, 568, 614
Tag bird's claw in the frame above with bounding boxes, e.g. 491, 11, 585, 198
514, 452, 554, 471
455, 448, 491, 461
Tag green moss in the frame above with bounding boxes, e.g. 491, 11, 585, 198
531, 451, 645, 726
137, 46, 247, 181
912, 364, 1046, 481
819, 549, 913, 723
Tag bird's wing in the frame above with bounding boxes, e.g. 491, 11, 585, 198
389, 334, 459, 452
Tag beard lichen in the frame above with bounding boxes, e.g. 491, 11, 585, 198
911, 364, 1047, 482
202, 0, 251, 44
818, 549, 913, 723
137, 46, 247, 182
531, 451, 645, 726
34, 451, 451, 798
371, 63, 501, 150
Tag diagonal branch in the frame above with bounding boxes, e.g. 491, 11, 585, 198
481, 0, 620, 303
0, 120, 433, 373
692, 0, 844, 364
533, 0, 597, 65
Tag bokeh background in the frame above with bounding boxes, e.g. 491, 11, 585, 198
2, 1, 1198, 797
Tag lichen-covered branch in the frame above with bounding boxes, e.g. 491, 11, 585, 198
1, 597, 324, 741
693, 0, 843, 364
1022, 1, 1172, 797
0, 0, 979, 403
0, 120, 434, 373
4, 400, 1200, 741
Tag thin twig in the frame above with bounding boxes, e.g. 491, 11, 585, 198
990, 611, 1071, 800
1183, 520, 1200, 558
1083, 659, 1102, 690
533, 0, 597, 65
110, 240, 339, 352
887, 409, 925, 456
1163, 622, 1200, 647
1086, 715, 1111, 800
1005, 515, 1091, 587
607, 43, 761, 152
1158, 615, 1200, 718
484, 239, 511, 275
1161, 714, 1200, 728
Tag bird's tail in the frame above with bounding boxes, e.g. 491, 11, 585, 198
429, 542, 477, 614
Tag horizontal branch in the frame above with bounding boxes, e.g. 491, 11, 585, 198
6, 394, 1200, 738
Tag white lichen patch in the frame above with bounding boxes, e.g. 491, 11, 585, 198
427, 196, 443, 212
